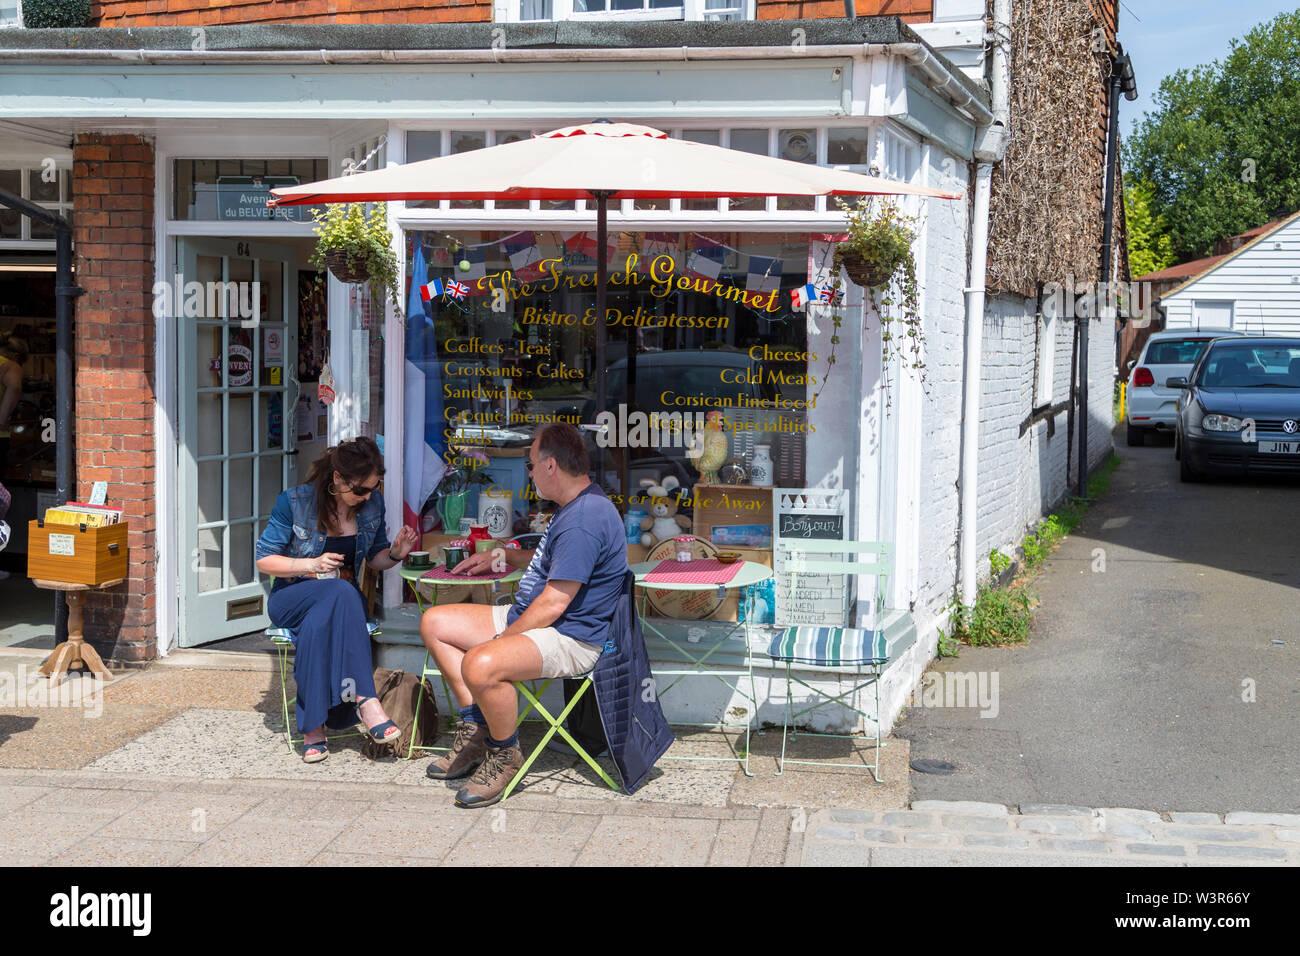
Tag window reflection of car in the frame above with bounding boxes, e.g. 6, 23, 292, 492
1171, 337, 1300, 481
581, 349, 777, 489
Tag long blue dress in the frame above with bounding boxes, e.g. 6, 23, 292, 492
269, 537, 376, 733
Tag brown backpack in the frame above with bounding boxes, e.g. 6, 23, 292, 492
361, 667, 441, 759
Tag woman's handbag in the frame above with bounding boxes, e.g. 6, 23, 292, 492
360, 667, 440, 759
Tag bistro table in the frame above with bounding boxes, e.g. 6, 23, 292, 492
398, 564, 523, 614
631, 559, 773, 776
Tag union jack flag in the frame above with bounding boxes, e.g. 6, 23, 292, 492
818, 285, 843, 304
446, 280, 470, 300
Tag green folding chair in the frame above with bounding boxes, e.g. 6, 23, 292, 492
265, 621, 379, 753
766, 540, 892, 782
501, 672, 619, 801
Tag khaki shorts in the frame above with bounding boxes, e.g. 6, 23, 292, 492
492, 604, 603, 678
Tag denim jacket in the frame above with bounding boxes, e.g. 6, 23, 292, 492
255, 483, 391, 585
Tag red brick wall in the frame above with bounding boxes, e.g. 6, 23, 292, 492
94, 0, 491, 27
72, 134, 158, 666
757, 0, 932, 21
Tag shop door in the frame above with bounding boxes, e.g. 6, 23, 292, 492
177, 238, 299, 646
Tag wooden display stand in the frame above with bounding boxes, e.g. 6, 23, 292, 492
27, 519, 129, 684
32, 578, 120, 684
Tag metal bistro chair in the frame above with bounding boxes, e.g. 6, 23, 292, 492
265, 621, 380, 753
767, 540, 892, 782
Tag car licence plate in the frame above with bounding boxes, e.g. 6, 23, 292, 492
1259, 441, 1300, 454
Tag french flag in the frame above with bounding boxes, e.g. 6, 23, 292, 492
502, 230, 545, 281
685, 236, 726, 281
790, 284, 817, 311
420, 277, 444, 301
404, 241, 449, 535
561, 230, 619, 267
745, 255, 783, 294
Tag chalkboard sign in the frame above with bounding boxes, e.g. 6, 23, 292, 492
773, 488, 851, 627
777, 512, 844, 540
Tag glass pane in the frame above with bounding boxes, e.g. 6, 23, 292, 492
730, 129, 768, 156
259, 452, 283, 515
229, 394, 253, 454
28, 168, 59, 202
197, 392, 223, 457
778, 196, 816, 211
519, 0, 552, 16
230, 523, 255, 586
650, 0, 679, 6
172, 157, 324, 222
778, 129, 816, 164
680, 131, 721, 211
828, 128, 870, 165
196, 527, 223, 594
611, 0, 642, 8
450, 132, 486, 210
259, 394, 284, 453
258, 260, 282, 325
229, 457, 254, 520
0, 170, 20, 238
197, 459, 223, 524
31, 215, 57, 240
575, 0, 607, 9
407, 131, 442, 163
198, 324, 223, 388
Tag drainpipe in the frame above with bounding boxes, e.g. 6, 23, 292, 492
958, 0, 1011, 607
844, 0, 856, 18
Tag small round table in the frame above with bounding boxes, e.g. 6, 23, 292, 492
399, 565, 523, 614
32, 578, 121, 684
630, 559, 773, 776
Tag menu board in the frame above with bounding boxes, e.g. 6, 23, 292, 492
773, 488, 851, 627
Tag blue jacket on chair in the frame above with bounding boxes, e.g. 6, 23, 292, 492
590, 570, 674, 794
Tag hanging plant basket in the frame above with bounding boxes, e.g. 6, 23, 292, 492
323, 248, 372, 284
834, 248, 895, 288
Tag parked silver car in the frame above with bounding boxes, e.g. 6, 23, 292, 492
1125, 328, 1242, 446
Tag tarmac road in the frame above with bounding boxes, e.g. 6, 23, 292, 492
897, 429, 1300, 813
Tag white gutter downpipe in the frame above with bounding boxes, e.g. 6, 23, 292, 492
959, 162, 993, 606
959, 0, 1011, 607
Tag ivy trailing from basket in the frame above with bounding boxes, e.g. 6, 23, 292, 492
308, 202, 402, 312
833, 197, 927, 396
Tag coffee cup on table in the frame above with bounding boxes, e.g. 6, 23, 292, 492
405, 551, 431, 569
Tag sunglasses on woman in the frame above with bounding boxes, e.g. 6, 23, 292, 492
346, 481, 381, 497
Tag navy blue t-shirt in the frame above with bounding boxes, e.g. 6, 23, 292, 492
506, 483, 629, 646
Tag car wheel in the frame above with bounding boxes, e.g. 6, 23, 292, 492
1126, 423, 1145, 447
1179, 448, 1201, 483
1174, 432, 1181, 461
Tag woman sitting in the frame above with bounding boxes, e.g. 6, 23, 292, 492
254, 437, 418, 762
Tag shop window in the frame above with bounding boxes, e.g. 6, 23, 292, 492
0, 165, 70, 243
171, 157, 328, 222
403, 229, 857, 585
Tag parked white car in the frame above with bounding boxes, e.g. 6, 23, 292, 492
1126, 328, 1243, 446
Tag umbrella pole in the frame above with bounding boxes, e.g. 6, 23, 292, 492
591, 190, 616, 500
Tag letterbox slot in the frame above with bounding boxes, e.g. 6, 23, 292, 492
226, 596, 264, 621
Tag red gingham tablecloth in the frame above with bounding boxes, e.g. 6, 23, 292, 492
421, 565, 515, 583
643, 559, 743, 585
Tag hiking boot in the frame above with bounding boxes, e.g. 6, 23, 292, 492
425, 720, 488, 780
454, 744, 525, 808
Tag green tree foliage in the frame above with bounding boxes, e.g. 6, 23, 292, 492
1124, 179, 1176, 276
1124, 11, 1300, 261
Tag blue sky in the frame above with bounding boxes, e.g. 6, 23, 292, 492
1118, 1, 1298, 134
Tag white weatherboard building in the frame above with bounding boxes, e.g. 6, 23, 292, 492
1160, 211, 1300, 335
1, 13, 1115, 735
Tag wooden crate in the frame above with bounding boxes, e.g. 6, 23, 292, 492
691, 483, 773, 547
27, 520, 128, 586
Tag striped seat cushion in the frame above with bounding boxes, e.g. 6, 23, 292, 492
767, 626, 887, 666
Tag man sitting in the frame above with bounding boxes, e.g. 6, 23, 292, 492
419, 422, 629, 808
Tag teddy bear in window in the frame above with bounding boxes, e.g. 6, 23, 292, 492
638, 475, 691, 548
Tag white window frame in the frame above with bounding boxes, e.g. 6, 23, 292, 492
498, 0, 752, 23
1036, 308, 1056, 405
0, 160, 72, 249
0, 0, 22, 29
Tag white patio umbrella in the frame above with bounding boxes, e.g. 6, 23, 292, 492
270, 122, 961, 487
